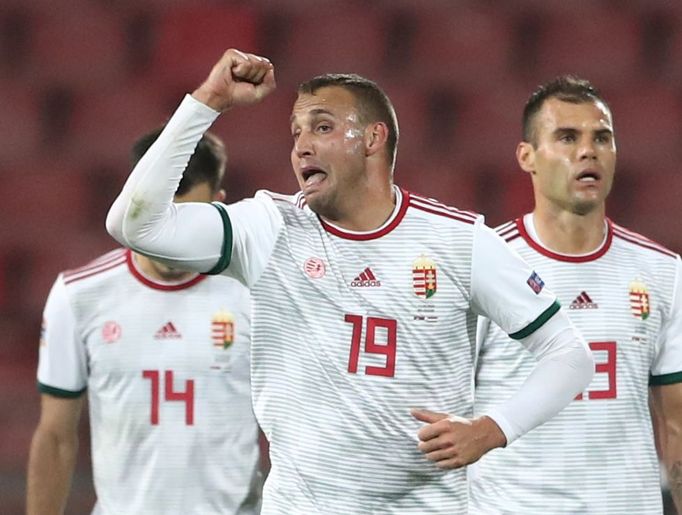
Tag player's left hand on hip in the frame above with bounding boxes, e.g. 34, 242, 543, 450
411, 408, 505, 470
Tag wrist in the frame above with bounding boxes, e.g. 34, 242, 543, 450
474, 415, 508, 451
191, 86, 231, 113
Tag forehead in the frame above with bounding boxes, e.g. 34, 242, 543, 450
535, 97, 613, 133
291, 86, 359, 122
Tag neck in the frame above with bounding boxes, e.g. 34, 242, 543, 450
531, 203, 607, 255
133, 253, 195, 283
322, 180, 397, 232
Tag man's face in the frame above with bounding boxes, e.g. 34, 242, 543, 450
521, 97, 616, 215
290, 86, 368, 219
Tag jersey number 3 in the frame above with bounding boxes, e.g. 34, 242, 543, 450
575, 341, 617, 400
142, 370, 195, 425
345, 315, 397, 377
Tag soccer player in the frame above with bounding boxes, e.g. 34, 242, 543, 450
106, 49, 594, 513
27, 129, 263, 515
469, 76, 682, 514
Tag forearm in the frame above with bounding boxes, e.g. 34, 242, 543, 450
667, 460, 682, 512
106, 95, 225, 271
26, 428, 79, 515
485, 313, 594, 444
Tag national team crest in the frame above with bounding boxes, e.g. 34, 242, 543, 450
629, 280, 650, 320
211, 310, 235, 349
413, 255, 437, 299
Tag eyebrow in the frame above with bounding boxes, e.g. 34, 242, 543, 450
553, 127, 613, 136
290, 108, 335, 125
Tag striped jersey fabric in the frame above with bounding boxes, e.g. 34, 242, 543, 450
470, 214, 682, 514
38, 248, 262, 514
215, 188, 558, 514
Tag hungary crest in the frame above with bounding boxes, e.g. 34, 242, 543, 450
629, 280, 650, 320
211, 310, 235, 349
413, 255, 437, 299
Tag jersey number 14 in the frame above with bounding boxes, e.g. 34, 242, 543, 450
142, 370, 195, 425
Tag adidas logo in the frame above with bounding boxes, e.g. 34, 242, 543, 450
154, 321, 182, 339
569, 291, 598, 310
350, 267, 381, 287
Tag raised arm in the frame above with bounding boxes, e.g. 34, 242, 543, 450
106, 49, 276, 272
27, 394, 85, 515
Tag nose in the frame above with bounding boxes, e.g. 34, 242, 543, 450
294, 130, 314, 158
578, 137, 597, 161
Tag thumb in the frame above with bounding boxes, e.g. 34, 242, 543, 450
410, 408, 449, 424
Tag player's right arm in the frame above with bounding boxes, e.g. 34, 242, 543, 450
106, 49, 276, 274
26, 394, 84, 515
28, 275, 87, 514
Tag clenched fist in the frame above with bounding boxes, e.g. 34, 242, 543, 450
192, 48, 276, 112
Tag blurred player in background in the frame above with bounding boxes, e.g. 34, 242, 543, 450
106, 48, 593, 514
470, 75, 682, 514
26, 129, 263, 514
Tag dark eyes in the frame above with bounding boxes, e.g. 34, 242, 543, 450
558, 133, 611, 144
291, 123, 333, 139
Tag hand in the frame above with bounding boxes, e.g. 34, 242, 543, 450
411, 408, 507, 469
192, 48, 276, 112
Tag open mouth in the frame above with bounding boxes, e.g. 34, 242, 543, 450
576, 170, 601, 183
301, 167, 327, 187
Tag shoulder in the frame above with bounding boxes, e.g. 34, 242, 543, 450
255, 189, 306, 209
61, 248, 128, 289
406, 191, 482, 228
493, 219, 522, 241
611, 221, 678, 261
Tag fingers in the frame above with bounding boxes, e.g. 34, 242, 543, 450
418, 435, 467, 469
418, 433, 451, 453
410, 408, 448, 424
412, 410, 476, 470
230, 51, 273, 85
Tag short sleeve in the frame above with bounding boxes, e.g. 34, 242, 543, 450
37, 276, 88, 397
650, 256, 682, 384
211, 190, 284, 287
470, 221, 559, 339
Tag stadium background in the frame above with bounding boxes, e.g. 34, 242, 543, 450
2, 0, 682, 512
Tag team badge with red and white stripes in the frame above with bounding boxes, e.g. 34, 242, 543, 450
629, 280, 650, 320
211, 310, 235, 349
413, 255, 437, 299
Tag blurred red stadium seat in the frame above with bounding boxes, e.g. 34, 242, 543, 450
150, 5, 260, 90
607, 85, 682, 173
28, 3, 128, 88
410, 5, 513, 89
0, 169, 90, 248
69, 80, 172, 163
532, 8, 641, 85
278, 5, 386, 84
0, 84, 41, 164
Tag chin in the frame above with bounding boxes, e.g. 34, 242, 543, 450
305, 192, 340, 220
571, 200, 602, 216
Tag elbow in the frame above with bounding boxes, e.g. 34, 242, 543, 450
105, 205, 125, 245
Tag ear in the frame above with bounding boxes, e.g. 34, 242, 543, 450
516, 141, 536, 175
365, 122, 389, 158
213, 189, 226, 202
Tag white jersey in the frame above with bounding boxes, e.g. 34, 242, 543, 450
470, 214, 682, 514
211, 189, 559, 514
37, 248, 262, 515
